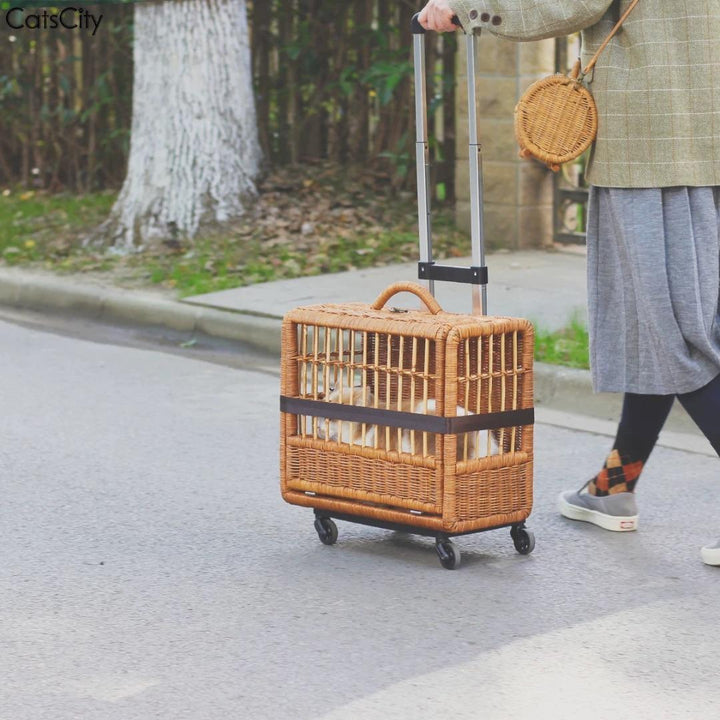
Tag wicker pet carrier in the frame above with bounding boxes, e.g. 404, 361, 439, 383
279, 16, 536, 569
280, 282, 534, 557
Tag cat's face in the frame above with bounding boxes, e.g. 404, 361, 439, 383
324, 385, 372, 406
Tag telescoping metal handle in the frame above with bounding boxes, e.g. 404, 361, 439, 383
411, 13, 487, 315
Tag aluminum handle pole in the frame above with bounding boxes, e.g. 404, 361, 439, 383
466, 32, 487, 315
413, 32, 434, 296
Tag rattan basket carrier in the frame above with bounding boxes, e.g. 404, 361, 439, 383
280, 282, 534, 535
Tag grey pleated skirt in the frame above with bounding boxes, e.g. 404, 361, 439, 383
586, 186, 720, 395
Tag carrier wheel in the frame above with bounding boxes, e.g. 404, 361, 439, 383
435, 539, 461, 570
511, 525, 535, 555
314, 517, 338, 546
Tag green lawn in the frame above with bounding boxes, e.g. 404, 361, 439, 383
0, 189, 116, 267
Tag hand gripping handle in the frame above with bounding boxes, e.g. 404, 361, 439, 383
410, 13, 462, 33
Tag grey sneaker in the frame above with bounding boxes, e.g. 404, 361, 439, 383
701, 539, 720, 566
558, 483, 638, 532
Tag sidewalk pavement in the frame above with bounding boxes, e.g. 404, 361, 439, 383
0, 249, 711, 451
183, 249, 588, 332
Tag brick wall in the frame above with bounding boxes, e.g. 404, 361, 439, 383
455, 33, 555, 249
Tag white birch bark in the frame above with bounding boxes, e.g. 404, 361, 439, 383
100, 0, 262, 250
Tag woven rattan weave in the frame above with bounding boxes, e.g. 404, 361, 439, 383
514, 0, 639, 171
280, 282, 534, 534
514, 68, 597, 172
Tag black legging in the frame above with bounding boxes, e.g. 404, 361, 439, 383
615, 373, 720, 461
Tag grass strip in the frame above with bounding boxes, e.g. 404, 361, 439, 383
534, 316, 589, 369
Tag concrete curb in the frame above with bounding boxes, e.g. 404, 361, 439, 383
0, 268, 282, 355
0, 267, 701, 437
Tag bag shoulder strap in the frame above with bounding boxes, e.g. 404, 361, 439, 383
581, 0, 640, 77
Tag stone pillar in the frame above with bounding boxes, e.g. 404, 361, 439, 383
455, 33, 555, 249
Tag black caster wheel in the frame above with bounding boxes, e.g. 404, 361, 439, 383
314, 517, 338, 546
435, 539, 461, 570
511, 525, 535, 555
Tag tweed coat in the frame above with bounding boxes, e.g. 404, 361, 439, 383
450, 0, 720, 188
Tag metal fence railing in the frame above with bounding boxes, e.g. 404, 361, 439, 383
553, 35, 589, 246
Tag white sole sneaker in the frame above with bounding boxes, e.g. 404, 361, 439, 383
701, 543, 720, 566
558, 491, 639, 532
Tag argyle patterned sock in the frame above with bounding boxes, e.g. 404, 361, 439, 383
585, 393, 675, 497
587, 449, 644, 496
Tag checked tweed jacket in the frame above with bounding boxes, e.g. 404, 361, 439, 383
450, 0, 720, 188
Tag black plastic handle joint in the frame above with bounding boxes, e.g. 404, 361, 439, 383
411, 12, 463, 34
411, 12, 425, 34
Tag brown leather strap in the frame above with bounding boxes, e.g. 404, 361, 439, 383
582, 0, 640, 77
281, 396, 534, 433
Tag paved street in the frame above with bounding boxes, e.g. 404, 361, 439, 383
1, 313, 718, 719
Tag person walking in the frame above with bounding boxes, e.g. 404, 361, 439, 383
418, 0, 720, 566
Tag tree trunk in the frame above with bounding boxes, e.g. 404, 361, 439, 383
100, 0, 262, 250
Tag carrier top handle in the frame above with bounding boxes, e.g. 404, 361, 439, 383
411, 13, 487, 315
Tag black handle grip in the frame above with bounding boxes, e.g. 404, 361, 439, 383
411, 12, 463, 34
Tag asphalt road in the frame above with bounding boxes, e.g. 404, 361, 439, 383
1, 310, 718, 719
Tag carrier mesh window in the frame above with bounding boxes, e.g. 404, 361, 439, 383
291, 323, 529, 462
456, 331, 527, 457
294, 324, 438, 455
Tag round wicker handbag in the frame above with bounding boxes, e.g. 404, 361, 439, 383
514, 0, 639, 172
